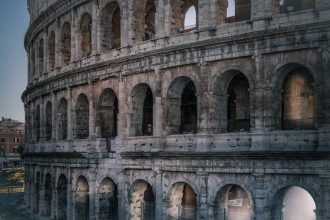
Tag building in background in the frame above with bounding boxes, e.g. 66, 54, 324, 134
0, 117, 24, 167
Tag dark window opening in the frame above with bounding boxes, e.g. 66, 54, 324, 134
180, 81, 197, 134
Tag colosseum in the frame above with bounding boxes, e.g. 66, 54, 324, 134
22, 0, 330, 219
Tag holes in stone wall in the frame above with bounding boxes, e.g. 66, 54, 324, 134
75, 94, 89, 139
131, 84, 153, 136
100, 2, 121, 51
227, 73, 250, 132
45, 102, 52, 141
48, 31, 55, 70
80, 13, 92, 57
167, 182, 197, 220
75, 176, 89, 220
180, 81, 197, 134
35, 105, 41, 142
57, 174, 67, 220
98, 89, 118, 138
273, 0, 315, 13
144, 0, 156, 40
282, 68, 315, 130
129, 180, 155, 220
170, 0, 198, 33
61, 22, 71, 64
226, 0, 251, 23
215, 185, 253, 220
38, 38, 44, 75
98, 178, 118, 220
44, 173, 52, 216
184, 5, 197, 30
58, 98, 68, 140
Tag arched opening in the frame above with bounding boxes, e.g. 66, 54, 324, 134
98, 89, 118, 139
80, 13, 92, 57
273, 0, 315, 13
226, 0, 251, 23
44, 173, 52, 216
45, 102, 52, 141
35, 172, 41, 214
48, 31, 55, 70
31, 46, 35, 78
129, 180, 155, 220
227, 73, 250, 132
58, 98, 68, 140
167, 182, 197, 220
131, 84, 153, 136
184, 5, 197, 30
167, 77, 197, 135
38, 38, 44, 75
61, 22, 71, 64
75, 94, 89, 139
97, 178, 118, 220
35, 105, 41, 142
144, 0, 156, 40
281, 68, 315, 130
57, 174, 68, 220
272, 186, 316, 220
100, 2, 121, 51
215, 185, 253, 220
75, 176, 89, 220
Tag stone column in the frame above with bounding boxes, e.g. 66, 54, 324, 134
89, 178, 97, 220
67, 88, 74, 140
50, 173, 56, 219
91, 0, 98, 55
43, 29, 48, 74
154, 97, 163, 136
155, 0, 165, 37
67, 181, 74, 220
253, 172, 268, 220
120, 4, 129, 47
117, 171, 127, 220
197, 171, 208, 219
51, 92, 57, 141
71, 9, 78, 61
40, 98, 45, 143
55, 18, 61, 68
89, 84, 96, 139
117, 80, 128, 137
154, 169, 163, 220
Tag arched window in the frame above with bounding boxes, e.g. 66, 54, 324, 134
35, 172, 41, 214
35, 105, 41, 142
273, 0, 315, 13
167, 77, 197, 134
80, 13, 92, 57
98, 89, 118, 138
38, 39, 44, 74
45, 102, 52, 141
129, 180, 155, 220
144, 0, 156, 40
184, 5, 197, 30
57, 174, 68, 220
226, 0, 251, 23
282, 68, 315, 130
167, 182, 197, 220
227, 73, 250, 132
75, 176, 89, 220
75, 94, 89, 139
98, 178, 118, 220
58, 98, 68, 140
100, 2, 121, 51
48, 31, 55, 70
216, 185, 253, 220
44, 173, 52, 216
61, 22, 71, 64
272, 186, 316, 220
131, 84, 153, 136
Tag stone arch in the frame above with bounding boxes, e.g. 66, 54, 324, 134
213, 70, 253, 133
272, 64, 317, 130
129, 179, 155, 220
38, 38, 44, 75
271, 186, 317, 220
57, 174, 68, 220
130, 83, 153, 136
35, 171, 41, 214
226, 0, 251, 23
45, 101, 52, 141
34, 105, 41, 142
75, 94, 89, 139
130, 0, 156, 43
97, 88, 118, 139
100, 1, 121, 51
75, 176, 89, 220
169, 0, 198, 33
61, 22, 71, 64
58, 98, 68, 140
44, 173, 52, 216
80, 12, 92, 57
166, 182, 197, 220
166, 76, 197, 135
48, 31, 55, 70
215, 184, 253, 220
184, 5, 197, 30
97, 177, 118, 220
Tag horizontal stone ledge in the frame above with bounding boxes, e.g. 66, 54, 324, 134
22, 151, 87, 159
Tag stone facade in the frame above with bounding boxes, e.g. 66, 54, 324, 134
22, 0, 330, 219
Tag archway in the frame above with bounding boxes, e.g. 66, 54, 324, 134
168, 0, 198, 33
35, 172, 41, 214
48, 31, 55, 70
38, 38, 44, 75
98, 177, 118, 220
75, 94, 89, 139
184, 5, 197, 30
44, 173, 52, 216
129, 180, 155, 220
215, 184, 253, 220
167, 182, 197, 220
35, 105, 41, 142
75, 176, 89, 220
98, 89, 118, 138
61, 22, 71, 64
226, 0, 251, 23
45, 102, 52, 141
58, 98, 68, 140
80, 13, 92, 57
57, 174, 68, 220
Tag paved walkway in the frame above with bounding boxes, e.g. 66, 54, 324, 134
0, 193, 33, 220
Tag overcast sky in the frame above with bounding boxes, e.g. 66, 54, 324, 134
0, 0, 29, 122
